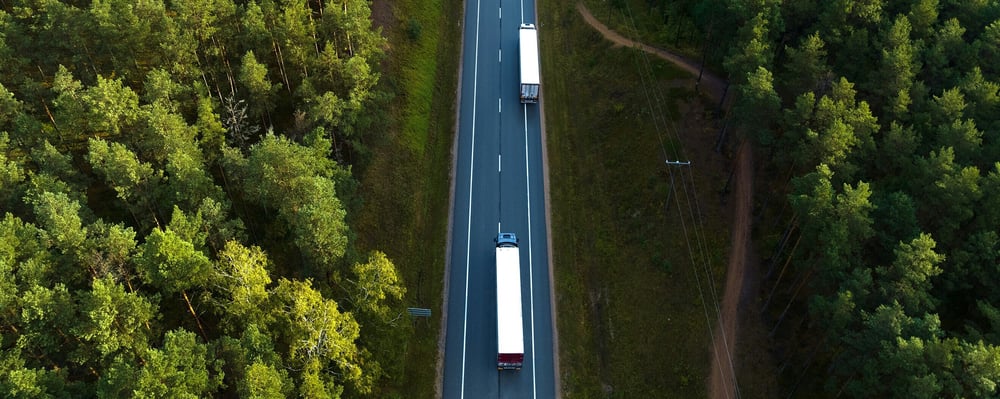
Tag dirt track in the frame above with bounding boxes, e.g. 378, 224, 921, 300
575, 4, 728, 105
708, 142, 751, 399
576, 4, 749, 398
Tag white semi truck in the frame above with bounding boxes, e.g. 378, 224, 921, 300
495, 232, 524, 370
519, 24, 540, 104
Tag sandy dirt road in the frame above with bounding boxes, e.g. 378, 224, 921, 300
576, 4, 749, 398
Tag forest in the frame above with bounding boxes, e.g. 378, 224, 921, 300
0, 0, 406, 397
689, 0, 1000, 396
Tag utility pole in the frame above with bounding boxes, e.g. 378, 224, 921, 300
664, 160, 691, 213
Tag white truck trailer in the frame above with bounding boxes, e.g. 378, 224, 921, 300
519, 24, 540, 104
495, 232, 524, 370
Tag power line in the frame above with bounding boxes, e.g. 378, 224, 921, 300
611, 3, 743, 398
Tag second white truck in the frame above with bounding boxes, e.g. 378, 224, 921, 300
495, 232, 524, 370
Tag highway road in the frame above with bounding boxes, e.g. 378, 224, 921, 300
440, 0, 555, 395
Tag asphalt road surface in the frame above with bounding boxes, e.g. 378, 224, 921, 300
440, 0, 555, 396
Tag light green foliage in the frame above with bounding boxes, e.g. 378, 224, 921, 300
736, 66, 781, 145
165, 140, 224, 209
0, 0, 392, 395
0, 82, 22, 126
936, 118, 981, 164
132, 329, 223, 398
843, 0, 885, 26
275, 0, 313, 66
235, 323, 286, 371
782, 78, 878, 176
195, 96, 228, 163
170, 0, 228, 43
213, 240, 272, 328
907, 0, 939, 37
31, 141, 86, 194
344, 55, 380, 113
240, 362, 288, 399
212, 323, 290, 396
725, 13, 774, 85
351, 251, 405, 321
137, 227, 212, 293
195, 197, 246, 251
82, 220, 137, 280
143, 69, 185, 110
28, 190, 87, 260
240, 0, 270, 55
97, 354, 143, 398
961, 341, 1000, 396
89, 0, 177, 77
287, 176, 349, 268
87, 138, 162, 219
141, 102, 199, 161
298, 357, 345, 399
240, 50, 280, 118
320, 0, 387, 61
138, 103, 227, 219
167, 206, 208, 251
76, 276, 156, 359
81, 75, 141, 137
0, 132, 26, 205
238, 133, 347, 269
50, 66, 86, 137
240, 132, 332, 202
826, 300, 1000, 398
306, 91, 346, 130
18, 283, 75, 355
0, 242, 18, 323
0, 348, 74, 399
0, 214, 52, 288
878, 16, 919, 103
273, 278, 364, 393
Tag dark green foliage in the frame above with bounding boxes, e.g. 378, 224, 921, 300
713, 0, 1000, 396
0, 0, 404, 396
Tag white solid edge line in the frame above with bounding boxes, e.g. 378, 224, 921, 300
521, 0, 533, 394
459, 0, 482, 395
524, 106, 537, 399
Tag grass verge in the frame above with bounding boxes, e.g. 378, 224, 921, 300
352, 0, 462, 396
539, 0, 733, 396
